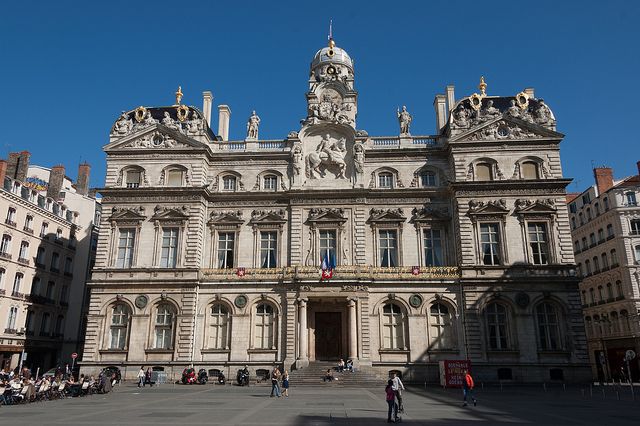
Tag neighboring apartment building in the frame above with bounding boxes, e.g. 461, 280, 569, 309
568, 163, 640, 382
0, 151, 99, 372
81, 36, 589, 383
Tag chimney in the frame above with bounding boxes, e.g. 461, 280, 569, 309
202, 91, 213, 128
433, 94, 447, 134
593, 167, 614, 196
76, 162, 91, 196
47, 165, 65, 200
0, 160, 7, 185
217, 105, 231, 141
524, 87, 535, 98
6, 152, 20, 180
15, 151, 30, 181
446, 85, 455, 113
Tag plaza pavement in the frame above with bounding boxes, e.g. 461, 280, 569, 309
1, 381, 638, 425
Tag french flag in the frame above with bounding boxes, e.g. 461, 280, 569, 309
321, 251, 336, 280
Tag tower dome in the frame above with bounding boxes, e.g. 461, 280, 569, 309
311, 38, 353, 72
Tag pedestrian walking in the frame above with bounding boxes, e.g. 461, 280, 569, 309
270, 366, 281, 397
391, 372, 405, 413
282, 370, 290, 397
385, 379, 399, 423
144, 367, 153, 387
137, 366, 145, 388
462, 369, 477, 407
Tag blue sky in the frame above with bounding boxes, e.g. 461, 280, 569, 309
1, 0, 638, 191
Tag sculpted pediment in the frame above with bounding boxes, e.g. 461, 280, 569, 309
208, 210, 244, 226
367, 208, 406, 224
249, 209, 287, 225
306, 208, 347, 224
411, 206, 450, 222
450, 115, 563, 143
104, 126, 207, 152
468, 199, 509, 215
151, 205, 190, 221
514, 198, 557, 214
109, 206, 146, 221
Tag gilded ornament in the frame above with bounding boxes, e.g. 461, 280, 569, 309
176, 104, 189, 122
469, 93, 483, 111
515, 91, 529, 110
134, 106, 147, 123
478, 76, 487, 96
175, 86, 183, 105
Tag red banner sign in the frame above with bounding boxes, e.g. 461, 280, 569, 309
439, 359, 471, 388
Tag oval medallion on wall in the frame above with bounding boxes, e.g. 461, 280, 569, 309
409, 294, 423, 308
235, 295, 248, 308
515, 292, 530, 309
135, 295, 148, 309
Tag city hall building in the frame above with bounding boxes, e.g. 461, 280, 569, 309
81, 37, 590, 383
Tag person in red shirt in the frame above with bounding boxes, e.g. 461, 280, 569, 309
462, 369, 477, 407
385, 379, 399, 423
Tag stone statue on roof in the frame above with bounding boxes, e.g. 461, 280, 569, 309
246, 110, 261, 139
397, 106, 412, 135
114, 112, 133, 134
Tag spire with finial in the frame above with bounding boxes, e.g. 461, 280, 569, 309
175, 86, 183, 105
328, 19, 335, 49
478, 76, 487, 96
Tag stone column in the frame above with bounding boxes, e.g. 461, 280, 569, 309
297, 298, 309, 368
348, 298, 358, 359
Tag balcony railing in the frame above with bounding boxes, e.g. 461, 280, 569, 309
0, 252, 11, 260
11, 291, 24, 299
23, 226, 34, 234
200, 265, 460, 281
4, 328, 17, 334
17, 257, 29, 265
4, 219, 16, 227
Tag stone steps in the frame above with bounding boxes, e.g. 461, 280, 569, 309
289, 362, 385, 387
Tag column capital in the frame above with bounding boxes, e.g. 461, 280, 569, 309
347, 297, 357, 306
297, 297, 308, 305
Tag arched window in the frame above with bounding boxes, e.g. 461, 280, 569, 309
584, 316, 593, 337
209, 304, 229, 349
420, 171, 437, 187
0, 234, 12, 255
585, 260, 591, 275
520, 161, 539, 179
109, 304, 130, 349
592, 256, 599, 272
154, 304, 175, 349
606, 224, 614, 237
475, 163, 492, 181
254, 303, 275, 349
378, 172, 394, 188
588, 288, 595, 304
610, 312, 619, 333
597, 286, 604, 302
593, 315, 602, 336
601, 253, 608, 269
485, 302, 511, 350
166, 168, 185, 187
610, 249, 618, 266
12, 273, 23, 295
263, 175, 278, 191
535, 302, 562, 350
429, 302, 456, 350
222, 175, 237, 191
382, 303, 405, 349
635, 245, 640, 263
615, 280, 623, 297
606, 283, 613, 300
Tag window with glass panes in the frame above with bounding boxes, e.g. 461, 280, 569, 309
0, 234, 11, 254
126, 170, 141, 188
527, 222, 549, 264
429, 303, 455, 349
486, 303, 510, 350
382, 303, 405, 349
263, 175, 277, 190
536, 302, 561, 350
116, 229, 136, 268
421, 171, 436, 187
479, 223, 501, 265
155, 305, 174, 349
378, 172, 393, 188
217, 232, 235, 269
254, 304, 274, 349
110, 304, 129, 349
319, 230, 336, 266
626, 192, 637, 206
631, 220, 640, 235
379, 230, 398, 267
12, 273, 23, 294
222, 176, 236, 191
160, 228, 179, 268
166, 169, 183, 187
209, 304, 229, 349
423, 229, 443, 266
7, 307, 18, 330
260, 231, 277, 268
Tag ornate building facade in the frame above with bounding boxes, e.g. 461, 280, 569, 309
81, 37, 590, 383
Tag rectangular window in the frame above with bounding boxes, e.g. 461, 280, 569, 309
631, 220, 640, 235
582, 193, 591, 204
569, 203, 577, 213
7, 307, 18, 330
319, 230, 336, 266
64, 257, 73, 274
40, 312, 50, 334
36, 247, 45, 265
0, 235, 11, 254
260, 231, 278, 268
166, 170, 183, 187
160, 228, 179, 268
606, 224, 614, 238
12, 273, 23, 294
126, 171, 141, 188
528, 222, 549, 265
19, 242, 29, 260
60, 285, 69, 303
50, 252, 60, 271
423, 229, 443, 266
217, 232, 235, 269
480, 223, 501, 265
24, 215, 33, 231
421, 172, 436, 187
46, 281, 55, 299
40, 222, 48, 238
378, 173, 393, 188
379, 230, 398, 267
263, 176, 277, 190
626, 192, 637, 206
116, 229, 136, 268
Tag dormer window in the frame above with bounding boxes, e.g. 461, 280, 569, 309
126, 170, 141, 188
475, 163, 492, 181
263, 175, 277, 191
626, 192, 637, 206
166, 169, 184, 187
420, 171, 437, 187
378, 172, 393, 189
222, 176, 237, 191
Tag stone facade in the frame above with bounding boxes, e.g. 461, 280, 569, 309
81, 38, 590, 383
568, 163, 640, 382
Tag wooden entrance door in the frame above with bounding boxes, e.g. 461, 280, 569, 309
315, 312, 342, 360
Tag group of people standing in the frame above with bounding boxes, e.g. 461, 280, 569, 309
136, 366, 154, 388
269, 366, 289, 398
